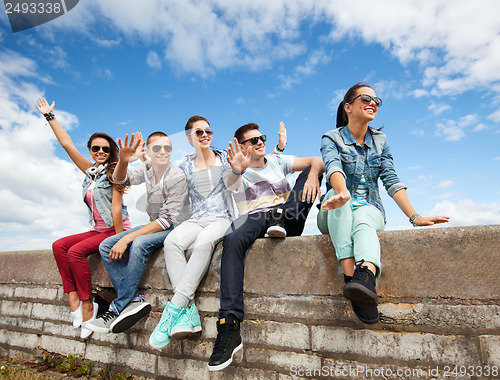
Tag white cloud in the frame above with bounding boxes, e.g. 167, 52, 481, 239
428, 102, 451, 116
146, 50, 162, 70
436, 180, 454, 189
431, 199, 500, 227
435, 114, 480, 141
279, 49, 330, 89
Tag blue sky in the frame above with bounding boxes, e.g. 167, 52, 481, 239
1, 0, 499, 251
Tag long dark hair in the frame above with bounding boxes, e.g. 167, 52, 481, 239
87, 132, 127, 193
336, 82, 373, 128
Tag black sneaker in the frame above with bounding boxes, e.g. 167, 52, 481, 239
207, 314, 243, 371
344, 275, 379, 324
343, 261, 378, 307
266, 208, 286, 238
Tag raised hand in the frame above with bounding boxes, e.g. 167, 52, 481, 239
36, 97, 55, 115
277, 121, 287, 150
118, 133, 143, 163
227, 137, 251, 174
129, 132, 147, 162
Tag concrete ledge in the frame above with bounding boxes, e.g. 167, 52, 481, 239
1, 225, 499, 379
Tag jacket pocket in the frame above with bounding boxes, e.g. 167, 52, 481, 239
341, 153, 357, 175
368, 154, 381, 179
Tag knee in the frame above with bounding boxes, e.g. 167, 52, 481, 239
52, 239, 64, 257
164, 233, 184, 253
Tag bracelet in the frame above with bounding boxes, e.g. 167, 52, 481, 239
232, 169, 245, 176
409, 213, 421, 227
275, 144, 285, 153
43, 112, 55, 121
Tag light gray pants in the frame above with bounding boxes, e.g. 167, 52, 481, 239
164, 217, 232, 307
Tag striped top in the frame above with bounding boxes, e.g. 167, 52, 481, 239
351, 175, 370, 207
228, 154, 295, 215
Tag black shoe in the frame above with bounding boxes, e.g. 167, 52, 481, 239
344, 275, 379, 324
207, 314, 243, 371
343, 261, 378, 307
266, 208, 286, 238
92, 293, 110, 318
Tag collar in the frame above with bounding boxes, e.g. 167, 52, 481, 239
340, 126, 373, 148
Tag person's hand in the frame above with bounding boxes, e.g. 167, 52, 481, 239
277, 121, 287, 151
322, 191, 351, 211
118, 133, 142, 163
302, 174, 321, 204
109, 238, 128, 261
36, 97, 55, 115
129, 132, 147, 162
227, 137, 251, 174
412, 215, 450, 227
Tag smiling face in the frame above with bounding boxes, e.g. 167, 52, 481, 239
146, 135, 172, 165
240, 129, 266, 159
345, 86, 378, 123
188, 120, 212, 150
88, 137, 111, 166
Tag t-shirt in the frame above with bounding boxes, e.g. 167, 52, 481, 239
230, 154, 295, 215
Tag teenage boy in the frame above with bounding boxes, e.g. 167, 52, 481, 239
87, 132, 189, 334
207, 122, 324, 371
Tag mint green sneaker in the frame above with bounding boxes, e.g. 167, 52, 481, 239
170, 303, 202, 339
149, 301, 185, 349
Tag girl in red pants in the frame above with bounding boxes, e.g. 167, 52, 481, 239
36, 97, 131, 338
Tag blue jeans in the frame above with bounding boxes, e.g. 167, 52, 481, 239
99, 225, 173, 315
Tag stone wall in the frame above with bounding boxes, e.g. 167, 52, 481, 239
0, 225, 499, 379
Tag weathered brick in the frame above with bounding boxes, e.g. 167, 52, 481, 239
243, 320, 310, 350
115, 348, 157, 373
157, 357, 210, 380
195, 295, 219, 314
90, 330, 128, 346
128, 329, 182, 354
379, 303, 500, 330
43, 321, 79, 338
182, 339, 213, 359
245, 347, 321, 372
208, 365, 278, 380
0, 284, 14, 298
0, 330, 39, 350
311, 326, 480, 365
0, 300, 32, 318
84, 343, 117, 364
14, 286, 59, 301
0, 315, 44, 331
201, 316, 218, 340
31, 303, 69, 322
479, 335, 500, 367
40, 335, 86, 356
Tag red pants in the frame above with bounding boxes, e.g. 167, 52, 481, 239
52, 230, 116, 301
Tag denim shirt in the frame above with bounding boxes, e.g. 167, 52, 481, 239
321, 126, 406, 222
179, 149, 236, 221
82, 167, 129, 228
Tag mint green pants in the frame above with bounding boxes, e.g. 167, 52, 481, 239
317, 188, 385, 278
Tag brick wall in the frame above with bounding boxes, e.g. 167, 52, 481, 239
0, 225, 499, 379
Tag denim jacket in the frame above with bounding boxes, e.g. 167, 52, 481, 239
82, 167, 129, 228
321, 126, 406, 222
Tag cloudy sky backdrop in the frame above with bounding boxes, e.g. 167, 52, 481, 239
1, 0, 499, 251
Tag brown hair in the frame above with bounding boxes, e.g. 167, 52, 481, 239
234, 122, 260, 143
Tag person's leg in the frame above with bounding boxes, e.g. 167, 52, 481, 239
209, 213, 265, 371
343, 205, 385, 308
351, 205, 385, 277
99, 226, 144, 291
172, 218, 232, 307
164, 219, 204, 294
219, 212, 267, 322
281, 166, 324, 237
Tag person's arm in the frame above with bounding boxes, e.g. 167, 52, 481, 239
113, 133, 142, 183
224, 138, 251, 191
111, 186, 124, 234
291, 156, 325, 203
36, 97, 91, 173
271, 121, 287, 155
322, 172, 351, 211
392, 189, 450, 227
109, 221, 162, 261
155, 169, 189, 230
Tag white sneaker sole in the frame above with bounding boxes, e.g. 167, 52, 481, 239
170, 325, 202, 339
149, 333, 171, 350
207, 342, 243, 371
266, 226, 286, 238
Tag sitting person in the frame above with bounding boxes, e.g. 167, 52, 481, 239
208, 122, 324, 371
86, 132, 189, 334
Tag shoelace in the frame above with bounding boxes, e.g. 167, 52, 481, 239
213, 321, 235, 353
354, 264, 371, 283
158, 307, 177, 333
100, 310, 117, 323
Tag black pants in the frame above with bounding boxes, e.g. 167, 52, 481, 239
219, 167, 322, 321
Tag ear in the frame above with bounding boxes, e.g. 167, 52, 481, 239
344, 102, 351, 114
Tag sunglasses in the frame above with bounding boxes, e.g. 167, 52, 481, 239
349, 94, 382, 107
151, 145, 172, 153
192, 128, 213, 137
91, 145, 111, 153
240, 135, 267, 145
